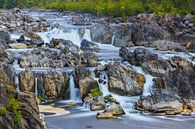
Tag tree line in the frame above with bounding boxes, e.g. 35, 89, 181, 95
0, 0, 194, 16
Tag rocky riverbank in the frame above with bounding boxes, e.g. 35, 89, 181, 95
0, 8, 195, 128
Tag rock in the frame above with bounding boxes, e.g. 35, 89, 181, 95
0, 29, 10, 48
96, 112, 114, 119
0, 48, 14, 64
104, 103, 125, 116
0, 29, 10, 44
20, 69, 35, 92
107, 63, 145, 96
42, 71, 69, 100
79, 77, 94, 99
120, 47, 195, 99
90, 103, 105, 111
49, 39, 79, 54
181, 109, 191, 116
71, 16, 92, 26
80, 51, 99, 67
16, 35, 25, 42
24, 32, 42, 40
80, 39, 99, 51
190, 99, 195, 112
9, 43, 28, 49
18, 92, 44, 129
152, 100, 183, 113
90, 23, 112, 44
150, 40, 186, 51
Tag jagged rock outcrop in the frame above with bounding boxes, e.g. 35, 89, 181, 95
19, 69, 69, 101
107, 63, 145, 96
120, 47, 195, 115
0, 50, 45, 129
80, 39, 99, 51
0, 10, 49, 33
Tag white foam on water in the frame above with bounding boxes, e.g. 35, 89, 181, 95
131, 65, 154, 96
111, 35, 116, 45
83, 28, 92, 41
37, 28, 81, 47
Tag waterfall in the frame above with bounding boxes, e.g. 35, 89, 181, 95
132, 66, 154, 96
98, 71, 110, 96
37, 28, 82, 47
69, 75, 77, 101
111, 35, 116, 45
83, 28, 92, 42
34, 77, 38, 96
15, 74, 20, 92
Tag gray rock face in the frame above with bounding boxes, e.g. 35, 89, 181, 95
0, 9, 49, 33
0, 29, 10, 48
80, 39, 99, 51
19, 69, 69, 101
120, 47, 195, 98
90, 23, 112, 44
120, 47, 195, 114
107, 63, 145, 96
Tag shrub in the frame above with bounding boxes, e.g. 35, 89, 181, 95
8, 99, 21, 126
0, 105, 8, 116
90, 86, 102, 97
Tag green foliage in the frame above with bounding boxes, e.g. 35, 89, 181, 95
8, 99, 21, 126
44, 0, 145, 17
0, 105, 8, 116
0, 0, 194, 16
90, 86, 102, 97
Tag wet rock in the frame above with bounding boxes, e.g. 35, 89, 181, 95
42, 71, 69, 100
152, 100, 183, 114
150, 40, 186, 51
0, 48, 14, 64
90, 24, 112, 44
80, 51, 99, 67
181, 109, 191, 116
96, 112, 114, 119
20, 69, 35, 92
104, 103, 125, 116
80, 39, 99, 51
0, 29, 10, 48
79, 77, 94, 99
71, 16, 92, 26
24, 32, 42, 40
49, 38, 79, 54
90, 102, 105, 111
107, 63, 145, 96
9, 43, 29, 49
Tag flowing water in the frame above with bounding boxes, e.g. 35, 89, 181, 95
9, 10, 195, 129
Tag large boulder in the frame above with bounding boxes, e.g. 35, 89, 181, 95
104, 103, 125, 116
107, 63, 145, 96
42, 71, 69, 100
80, 39, 99, 51
18, 92, 45, 129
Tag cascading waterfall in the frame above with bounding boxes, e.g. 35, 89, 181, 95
15, 74, 20, 92
40, 76, 48, 101
34, 77, 38, 96
99, 71, 110, 96
69, 74, 79, 101
131, 66, 154, 96
83, 28, 92, 41
111, 35, 116, 45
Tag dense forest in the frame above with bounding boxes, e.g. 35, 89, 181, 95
0, 0, 195, 17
